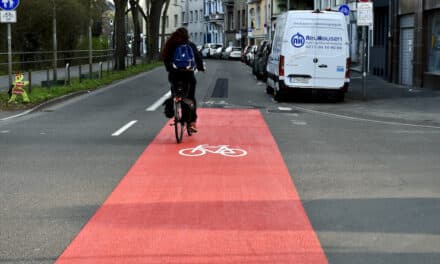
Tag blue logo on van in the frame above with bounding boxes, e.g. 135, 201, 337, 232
291, 33, 305, 48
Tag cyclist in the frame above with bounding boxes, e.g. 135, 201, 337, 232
161, 27, 205, 133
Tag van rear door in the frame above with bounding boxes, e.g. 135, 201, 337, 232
313, 13, 348, 89
283, 12, 316, 88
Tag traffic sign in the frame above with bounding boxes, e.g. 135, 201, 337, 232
338, 4, 350, 16
0, 10, 16, 23
0, 0, 20, 11
357, 2, 373, 26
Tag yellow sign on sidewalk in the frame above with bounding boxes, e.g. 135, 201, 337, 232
8, 73, 30, 103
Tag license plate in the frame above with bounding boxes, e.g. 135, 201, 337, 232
290, 77, 309, 84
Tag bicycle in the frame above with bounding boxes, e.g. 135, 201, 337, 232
171, 80, 194, 143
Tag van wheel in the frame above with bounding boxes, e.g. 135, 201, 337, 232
273, 90, 283, 102
336, 92, 345, 102
266, 84, 274, 95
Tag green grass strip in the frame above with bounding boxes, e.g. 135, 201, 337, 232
0, 61, 163, 111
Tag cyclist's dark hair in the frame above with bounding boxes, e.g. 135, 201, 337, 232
161, 27, 189, 60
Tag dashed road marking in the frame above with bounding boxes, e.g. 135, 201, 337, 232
146, 91, 171, 112
112, 120, 138, 136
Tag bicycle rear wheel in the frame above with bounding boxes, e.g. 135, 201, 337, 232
174, 101, 184, 143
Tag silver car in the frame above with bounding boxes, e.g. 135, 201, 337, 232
229, 47, 242, 60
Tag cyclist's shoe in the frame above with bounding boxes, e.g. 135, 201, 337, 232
188, 122, 198, 133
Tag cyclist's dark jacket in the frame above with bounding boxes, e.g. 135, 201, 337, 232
163, 41, 204, 123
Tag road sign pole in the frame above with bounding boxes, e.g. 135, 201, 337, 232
362, 26, 368, 100
7, 23, 12, 88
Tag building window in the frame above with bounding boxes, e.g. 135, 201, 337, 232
242, 9, 246, 27
256, 6, 261, 29
174, 14, 178, 27
182, 12, 185, 24
237, 11, 241, 29
190, 11, 193, 23
195, 10, 198, 22
428, 12, 440, 73
228, 11, 234, 31
249, 8, 255, 29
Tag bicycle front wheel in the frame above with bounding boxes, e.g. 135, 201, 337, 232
174, 101, 184, 143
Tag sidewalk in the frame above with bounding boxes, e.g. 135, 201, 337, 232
343, 70, 440, 126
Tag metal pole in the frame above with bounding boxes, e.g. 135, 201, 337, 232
7, 24, 12, 89
28, 71, 32, 93
89, 0, 93, 79
52, 0, 58, 81
362, 26, 367, 100
79, 65, 82, 83
65, 63, 69, 85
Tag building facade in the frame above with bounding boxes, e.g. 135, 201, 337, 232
391, 0, 440, 89
140, 0, 440, 90
187, 0, 205, 46
223, 0, 247, 47
204, 0, 225, 44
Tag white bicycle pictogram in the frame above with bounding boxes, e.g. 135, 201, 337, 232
179, 144, 247, 157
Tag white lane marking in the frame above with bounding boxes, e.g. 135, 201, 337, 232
112, 120, 138, 136
0, 130, 9, 134
278, 107, 293, 111
291, 120, 307, 126
291, 106, 440, 129
146, 91, 171, 111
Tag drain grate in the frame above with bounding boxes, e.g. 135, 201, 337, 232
211, 78, 229, 98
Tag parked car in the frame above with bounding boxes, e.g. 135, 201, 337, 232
245, 45, 258, 66
201, 43, 223, 58
241, 45, 250, 63
228, 47, 242, 60
221, 46, 233, 59
201, 47, 210, 58
252, 41, 271, 80
212, 47, 224, 59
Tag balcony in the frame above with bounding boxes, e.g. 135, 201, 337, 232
209, 13, 224, 22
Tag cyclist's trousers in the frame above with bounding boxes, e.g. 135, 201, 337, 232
169, 71, 197, 123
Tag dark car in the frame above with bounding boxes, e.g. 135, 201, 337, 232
241, 45, 250, 63
252, 41, 271, 81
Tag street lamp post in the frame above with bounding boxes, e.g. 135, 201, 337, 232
89, 0, 93, 79
52, 0, 57, 81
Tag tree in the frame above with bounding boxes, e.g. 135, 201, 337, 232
113, 0, 128, 70
147, 0, 166, 61
160, 0, 170, 54
129, 0, 142, 62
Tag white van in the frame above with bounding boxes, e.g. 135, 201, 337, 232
266, 10, 350, 101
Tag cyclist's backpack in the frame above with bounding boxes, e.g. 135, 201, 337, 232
172, 44, 196, 70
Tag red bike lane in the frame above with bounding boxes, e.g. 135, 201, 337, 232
56, 108, 328, 264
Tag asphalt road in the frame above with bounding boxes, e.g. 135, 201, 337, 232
1, 60, 439, 263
